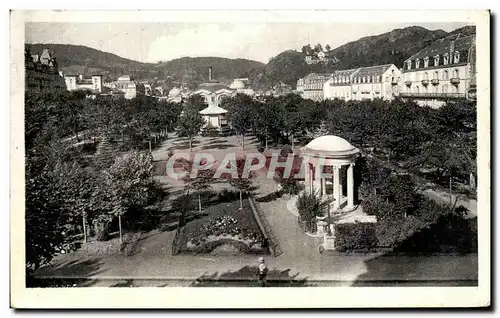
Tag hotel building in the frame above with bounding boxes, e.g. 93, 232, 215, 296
296, 73, 332, 101
400, 33, 476, 108
322, 64, 402, 101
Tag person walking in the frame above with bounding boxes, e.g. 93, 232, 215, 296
257, 257, 268, 287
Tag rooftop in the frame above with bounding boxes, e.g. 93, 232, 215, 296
196, 82, 229, 92
352, 64, 393, 78
406, 34, 475, 61
199, 104, 228, 115
301, 135, 360, 157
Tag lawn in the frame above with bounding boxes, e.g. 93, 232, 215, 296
176, 198, 270, 255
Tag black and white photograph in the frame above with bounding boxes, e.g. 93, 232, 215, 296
9, 9, 490, 308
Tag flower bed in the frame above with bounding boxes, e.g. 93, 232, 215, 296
187, 215, 265, 253
177, 199, 269, 255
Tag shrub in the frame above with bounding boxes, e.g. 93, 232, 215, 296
334, 222, 378, 252
296, 189, 329, 232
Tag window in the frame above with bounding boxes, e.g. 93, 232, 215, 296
424, 72, 428, 80
434, 55, 440, 66
363, 77, 366, 83
407, 60, 412, 70
434, 71, 438, 79
377, 76, 381, 82
423, 56, 429, 68
444, 70, 449, 80
454, 51, 460, 63
443, 54, 449, 65
415, 59, 420, 68
372, 76, 376, 83
454, 69, 459, 78
442, 85, 448, 93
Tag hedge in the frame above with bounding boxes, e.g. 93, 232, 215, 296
334, 222, 378, 252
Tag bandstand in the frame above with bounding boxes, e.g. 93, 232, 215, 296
300, 135, 361, 212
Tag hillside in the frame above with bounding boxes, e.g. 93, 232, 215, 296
252, 25, 476, 89
25, 44, 265, 86
154, 57, 265, 89
26, 44, 154, 81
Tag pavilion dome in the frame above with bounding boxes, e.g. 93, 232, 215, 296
302, 135, 359, 156
229, 79, 245, 90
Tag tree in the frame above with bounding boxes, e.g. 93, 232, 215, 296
51, 161, 96, 243
301, 44, 312, 55
225, 158, 256, 209
222, 93, 255, 150
277, 93, 305, 149
177, 107, 204, 152
325, 44, 331, 52
103, 151, 156, 244
185, 94, 207, 112
183, 161, 215, 212
26, 157, 73, 273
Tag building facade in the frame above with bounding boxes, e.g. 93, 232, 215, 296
64, 74, 104, 93
110, 75, 146, 99
400, 33, 476, 108
25, 48, 66, 93
323, 69, 358, 100
296, 73, 331, 101
350, 64, 402, 101
322, 64, 402, 101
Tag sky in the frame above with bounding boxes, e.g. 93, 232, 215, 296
25, 22, 472, 64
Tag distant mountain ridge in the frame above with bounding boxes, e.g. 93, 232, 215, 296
25, 43, 265, 88
26, 25, 475, 90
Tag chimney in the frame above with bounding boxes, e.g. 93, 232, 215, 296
208, 66, 212, 82
449, 36, 457, 58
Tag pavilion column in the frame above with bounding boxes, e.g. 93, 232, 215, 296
339, 167, 344, 197
313, 164, 322, 194
347, 163, 355, 209
309, 164, 313, 193
303, 157, 310, 193
321, 175, 327, 197
333, 165, 341, 211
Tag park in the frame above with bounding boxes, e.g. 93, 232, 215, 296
25, 91, 478, 287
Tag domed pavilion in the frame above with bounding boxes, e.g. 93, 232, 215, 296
300, 135, 360, 211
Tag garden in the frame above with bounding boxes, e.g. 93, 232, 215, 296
174, 198, 269, 256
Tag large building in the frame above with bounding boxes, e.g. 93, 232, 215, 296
322, 68, 358, 101
349, 64, 402, 101
322, 64, 402, 101
400, 33, 476, 108
296, 73, 332, 101
64, 74, 104, 93
25, 48, 66, 93
109, 75, 146, 99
